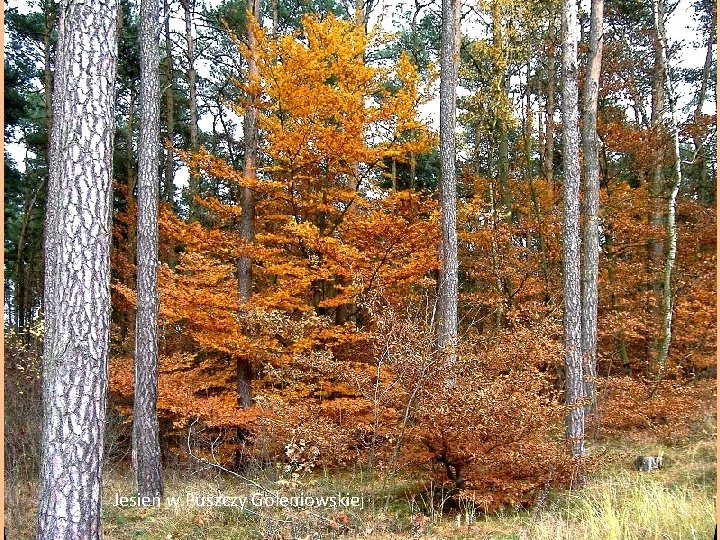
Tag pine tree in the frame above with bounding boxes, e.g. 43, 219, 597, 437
580, 0, 604, 420
37, 1, 119, 537
561, 0, 585, 458
133, 0, 164, 499
436, 0, 460, 364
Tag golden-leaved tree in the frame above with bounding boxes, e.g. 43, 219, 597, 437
112, 14, 437, 434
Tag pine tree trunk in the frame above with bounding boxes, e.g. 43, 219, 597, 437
43, 2, 55, 143
523, 67, 550, 296
491, 3, 512, 215
133, 0, 164, 499
126, 90, 136, 198
182, 0, 199, 221
38, 1, 56, 321
580, 0, 603, 419
542, 20, 557, 184
561, 0, 585, 458
436, 0, 460, 363
163, 0, 175, 204
37, 1, 118, 537
15, 183, 44, 330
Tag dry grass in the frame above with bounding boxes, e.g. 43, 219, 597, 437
6, 414, 715, 539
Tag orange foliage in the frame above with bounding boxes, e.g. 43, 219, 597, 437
111, 14, 438, 433
105, 12, 716, 513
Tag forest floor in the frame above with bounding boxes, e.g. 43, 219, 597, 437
5, 411, 716, 540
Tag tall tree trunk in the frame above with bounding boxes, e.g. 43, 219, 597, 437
492, 2, 511, 215
488, 178, 505, 327
580, 0, 603, 420
647, 0, 666, 361
604, 227, 632, 373
654, 0, 681, 383
355, 0, 368, 31
561, 0, 585, 458
543, 19, 557, 185
691, 17, 714, 203
236, 0, 261, 409
271, 0, 279, 32
182, 0, 199, 221
126, 90, 137, 198
133, 0, 164, 499
524, 70, 551, 300
43, 2, 55, 145
410, 152, 416, 189
38, 0, 56, 319
497, 116, 511, 212
436, 0, 460, 363
15, 182, 45, 331
163, 0, 175, 204
391, 158, 397, 191
37, 1, 118, 537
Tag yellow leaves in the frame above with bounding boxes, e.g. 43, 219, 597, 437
121, 13, 443, 442
226, 14, 434, 185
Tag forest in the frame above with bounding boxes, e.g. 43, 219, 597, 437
3, 0, 717, 538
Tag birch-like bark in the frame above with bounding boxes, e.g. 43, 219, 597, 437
647, 0, 666, 361
436, 0, 460, 363
133, 0, 164, 499
561, 0, 585, 457
654, 0, 681, 381
580, 0, 603, 418
37, 1, 118, 537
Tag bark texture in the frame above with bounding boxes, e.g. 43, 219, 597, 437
238, 0, 260, 306
691, 17, 714, 202
580, 0, 603, 417
163, 0, 175, 203
542, 19, 557, 184
181, 0, 199, 220
236, 0, 262, 409
133, 0, 164, 499
653, 0, 681, 380
647, 0, 666, 360
436, 0, 460, 362
37, 1, 118, 537
561, 0, 585, 457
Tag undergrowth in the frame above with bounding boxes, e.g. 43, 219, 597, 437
6, 413, 715, 539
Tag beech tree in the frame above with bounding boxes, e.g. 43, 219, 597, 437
236, 0, 261, 409
133, 0, 164, 498
2, 1, 714, 532
36, 1, 119, 538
